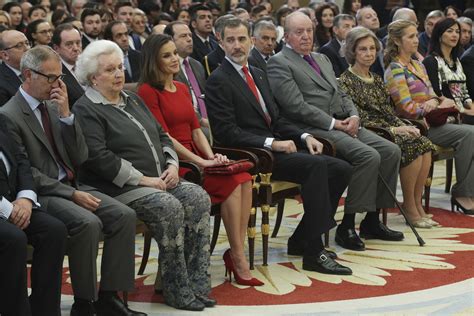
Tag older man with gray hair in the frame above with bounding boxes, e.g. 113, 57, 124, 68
0, 45, 146, 316
249, 19, 277, 72
419, 10, 444, 56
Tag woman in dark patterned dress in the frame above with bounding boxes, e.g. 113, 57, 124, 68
339, 27, 436, 228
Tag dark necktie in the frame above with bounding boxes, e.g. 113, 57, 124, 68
38, 103, 74, 181
204, 40, 211, 50
303, 55, 321, 75
242, 65, 271, 126
183, 59, 207, 118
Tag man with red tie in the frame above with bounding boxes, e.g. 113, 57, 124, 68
205, 18, 353, 275
0, 45, 145, 316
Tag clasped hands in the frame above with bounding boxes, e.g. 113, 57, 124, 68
138, 164, 180, 191
199, 153, 230, 168
271, 136, 323, 155
9, 198, 33, 229
334, 116, 360, 138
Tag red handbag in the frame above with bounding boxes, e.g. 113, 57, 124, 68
204, 159, 254, 175
424, 107, 459, 127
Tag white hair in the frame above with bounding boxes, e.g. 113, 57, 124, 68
75, 40, 124, 86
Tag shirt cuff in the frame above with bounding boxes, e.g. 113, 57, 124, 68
0, 196, 13, 220
59, 113, 75, 125
127, 167, 144, 186
329, 118, 335, 130
166, 158, 179, 168
16, 190, 41, 208
301, 133, 311, 142
264, 137, 274, 150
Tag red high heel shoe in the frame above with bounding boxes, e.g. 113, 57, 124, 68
223, 249, 264, 286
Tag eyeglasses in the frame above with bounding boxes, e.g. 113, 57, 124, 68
3, 40, 30, 51
30, 69, 65, 83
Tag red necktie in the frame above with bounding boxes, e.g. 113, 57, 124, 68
242, 65, 271, 126
38, 103, 74, 182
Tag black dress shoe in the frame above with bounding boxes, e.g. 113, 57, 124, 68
302, 251, 352, 275
95, 294, 147, 316
176, 299, 205, 311
335, 226, 365, 251
71, 299, 96, 316
195, 294, 217, 307
288, 238, 337, 259
359, 220, 404, 241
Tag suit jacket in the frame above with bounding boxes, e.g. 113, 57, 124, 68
175, 57, 206, 98
0, 92, 88, 206
267, 46, 358, 131
0, 63, 22, 107
461, 46, 474, 99
81, 35, 91, 50
124, 48, 141, 83
205, 58, 304, 148
0, 118, 35, 203
203, 45, 225, 77
62, 64, 84, 108
318, 38, 348, 78
191, 33, 218, 63
248, 47, 268, 73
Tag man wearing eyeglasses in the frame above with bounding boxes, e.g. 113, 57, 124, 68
0, 46, 145, 316
0, 30, 30, 106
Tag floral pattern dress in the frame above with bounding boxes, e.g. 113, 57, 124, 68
339, 69, 433, 167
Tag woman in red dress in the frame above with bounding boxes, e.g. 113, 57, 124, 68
137, 34, 263, 286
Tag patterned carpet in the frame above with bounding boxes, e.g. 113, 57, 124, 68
55, 161, 474, 315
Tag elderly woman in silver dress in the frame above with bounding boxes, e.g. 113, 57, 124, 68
72, 40, 214, 311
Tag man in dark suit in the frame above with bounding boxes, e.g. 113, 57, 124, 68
356, 6, 385, 76
0, 30, 30, 106
248, 20, 277, 73
268, 12, 403, 251
206, 18, 353, 275
104, 21, 141, 85
80, 8, 101, 50
190, 5, 218, 62
461, 45, 474, 98
202, 14, 234, 77
0, 117, 67, 316
164, 21, 211, 140
52, 23, 84, 108
0, 46, 145, 316
319, 14, 355, 77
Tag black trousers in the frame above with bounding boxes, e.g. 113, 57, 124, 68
271, 151, 352, 255
0, 210, 67, 316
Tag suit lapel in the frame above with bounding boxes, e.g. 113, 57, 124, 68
312, 53, 338, 90
282, 46, 332, 90
222, 59, 270, 123
17, 94, 59, 163
1, 63, 22, 87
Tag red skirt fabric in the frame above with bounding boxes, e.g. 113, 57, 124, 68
179, 168, 252, 204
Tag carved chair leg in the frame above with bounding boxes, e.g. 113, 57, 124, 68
445, 158, 453, 193
424, 163, 435, 212
138, 230, 152, 275
210, 214, 221, 255
271, 200, 285, 238
248, 206, 257, 270
261, 204, 270, 266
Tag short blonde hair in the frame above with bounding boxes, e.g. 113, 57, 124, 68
75, 40, 123, 86
344, 26, 380, 65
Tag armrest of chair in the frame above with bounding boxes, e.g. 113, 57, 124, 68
404, 119, 428, 135
180, 160, 203, 184
240, 147, 274, 175
366, 126, 395, 142
212, 146, 259, 175
314, 136, 336, 156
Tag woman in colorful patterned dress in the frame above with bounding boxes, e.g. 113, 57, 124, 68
384, 20, 474, 215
